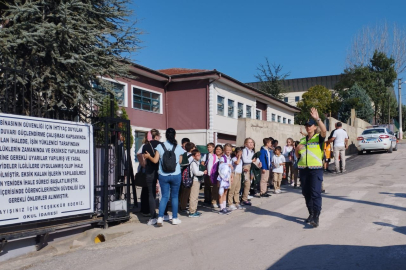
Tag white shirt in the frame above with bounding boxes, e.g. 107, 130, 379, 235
232, 157, 243, 173
283, 146, 294, 161
201, 153, 219, 176
272, 155, 285, 173
242, 147, 254, 165
190, 160, 204, 181
332, 128, 349, 147
220, 155, 232, 165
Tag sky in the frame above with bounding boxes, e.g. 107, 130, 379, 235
128, 0, 406, 102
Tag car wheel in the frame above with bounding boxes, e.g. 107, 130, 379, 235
358, 151, 363, 155
393, 143, 398, 151
388, 143, 393, 153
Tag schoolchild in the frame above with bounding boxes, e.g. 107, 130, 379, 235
179, 142, 195, 211
259, 138, 272, 197
272, 146, 285, 194
218, 144, 233, 215
228, 147, 244, 210
208, 145, 224, 208
188, 149, 207, 218
283, 138, 295, 185
292, 141, 300, 188
201, 143, 215, 205
241, 138, 255, 206
181, 138, 190, 151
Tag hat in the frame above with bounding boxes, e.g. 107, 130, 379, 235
304, 119, 316, 126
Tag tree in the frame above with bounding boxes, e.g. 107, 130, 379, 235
98, 96, 134, 149
254, 57, 289, 99
336, 51, 397, 123
295, 85, 337, 124
346, 22, 406, 75
0, 1, 140, 118
339, 83, 374, 123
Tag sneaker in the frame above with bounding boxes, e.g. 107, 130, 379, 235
218, 209, 228, 215
237, 205, 245, 210
188, 212, 200, 218
147, 218, 157, 225
261, 193, 271, 198
290, 182, 295, 187
342, 170, 347, 173
335, 171, 340, 174
156, 217, 163, 227
229, 205, 238, 211
276, 190, 281, 194
163, 214, 172, 221
211, 203, 219, 208
196, 211, 202, 216
242, 201, 252, 206
225, 208, 231, 215
172, 218, 182, 225
248, 195, 253, 199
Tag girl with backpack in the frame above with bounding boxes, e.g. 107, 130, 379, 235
144, 128, 185, 226
283, 138, 294, 186
218, 143, 233, 215
208, 145, 223, 208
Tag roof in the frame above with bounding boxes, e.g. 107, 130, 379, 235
246, 74, 343, 93
158, 68, 210, 76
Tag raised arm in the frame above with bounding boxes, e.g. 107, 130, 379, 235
310, 107, 327, 138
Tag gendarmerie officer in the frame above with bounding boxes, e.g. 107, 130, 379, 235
295, 107, 327, 228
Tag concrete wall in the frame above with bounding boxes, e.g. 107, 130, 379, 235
237, 117, 370, 154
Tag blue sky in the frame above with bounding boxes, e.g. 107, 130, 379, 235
129, 0, 406, 101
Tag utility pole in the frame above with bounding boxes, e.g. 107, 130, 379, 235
399, 79, 403, 139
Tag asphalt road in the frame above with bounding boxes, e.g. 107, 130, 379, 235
3, 145, 406, 270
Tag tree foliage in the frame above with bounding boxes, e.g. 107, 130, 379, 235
0, 0, 140, 118
295, 85, 338, 124
255, 57, 289, 100
336, 51, 397, 123
339, 83, 374, 123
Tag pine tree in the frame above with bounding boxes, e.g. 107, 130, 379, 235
0, 0, 140, 119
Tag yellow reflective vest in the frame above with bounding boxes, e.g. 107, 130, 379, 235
298, 134, 323, 169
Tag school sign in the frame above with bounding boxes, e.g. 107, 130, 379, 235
0, 113, 94, 226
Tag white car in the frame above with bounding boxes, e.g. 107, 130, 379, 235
357, 127, 398, 154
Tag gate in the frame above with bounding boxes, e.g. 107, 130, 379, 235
0, 64, 136, 251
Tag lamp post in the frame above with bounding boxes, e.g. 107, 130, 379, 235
398, 79, 404, 140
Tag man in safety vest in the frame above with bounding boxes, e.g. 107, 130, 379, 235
295, 107, 327, 228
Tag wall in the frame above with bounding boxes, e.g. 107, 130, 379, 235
237, 117, 370, 155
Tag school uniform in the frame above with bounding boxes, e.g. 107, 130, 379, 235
228, 156, 242, 205
259, 146, 272, 194
241, 147, 254, 202
189, 160, 204, 214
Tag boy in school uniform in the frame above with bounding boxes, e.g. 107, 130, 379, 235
201, 143, 215, 205
272, 146, 285, 194
189, 149, 207, 217
259, 138, 272, 197
180, 142, 195, 211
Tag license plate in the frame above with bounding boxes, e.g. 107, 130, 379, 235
367, 138, 376, 141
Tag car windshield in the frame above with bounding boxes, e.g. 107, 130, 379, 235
362, 129, 385, 135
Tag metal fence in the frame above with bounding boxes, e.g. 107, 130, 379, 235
0, 64, 136, 249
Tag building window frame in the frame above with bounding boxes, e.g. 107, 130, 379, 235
288, 119, 292, 124
295, 96, 300, 102
284, 97, 288, 103
277, 115, 281, 123
246, 105, 252, 119
256, 109, 262, 120
272, 113, 276, 122
93, 77, 128, 107
283, 117, 286, 124
217, 95, 225, 116
228, 99, 235, 118
238, 102, 244, 118
131, 85, 163, 114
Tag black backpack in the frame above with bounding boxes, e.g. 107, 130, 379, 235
161, 143, 177, 173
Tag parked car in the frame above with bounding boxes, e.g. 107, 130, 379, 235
357, 127, 398, 154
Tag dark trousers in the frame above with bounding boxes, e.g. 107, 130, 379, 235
141, 170, 168, 217
301, 168, 323, 212
204, 175, 212, 203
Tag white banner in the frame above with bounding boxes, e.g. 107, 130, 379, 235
0, 113, 94, 226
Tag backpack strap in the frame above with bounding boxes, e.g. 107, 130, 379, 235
171, 144, 177, 152
161, 142, 168, 152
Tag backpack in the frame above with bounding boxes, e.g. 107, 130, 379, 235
161, 143, 177, 173
210, 155, 227, 184
181, 158, 194, 188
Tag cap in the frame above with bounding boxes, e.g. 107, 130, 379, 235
304, 119, 316, 126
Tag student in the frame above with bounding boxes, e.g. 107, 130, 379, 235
208, 145, 223, 208
180, 142, 195, 212
323, 140, 332, 172
272, 146, 285, 194
273, 140, 279, 149
241, 138, 255, 206
201, 143, 215, 205
283, 138, 295, 185
228, 147, 243, 210
181, 138, 190, 151
144, 128, 184, 226
259, 138, 272, 197
218, 144, 233, 214
188, 149, 207, 218
292, 141, 300, 188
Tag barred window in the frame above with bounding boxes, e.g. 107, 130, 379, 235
133, 87, 161, 113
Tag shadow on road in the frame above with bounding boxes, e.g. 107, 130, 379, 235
374, 222, 406, 236
380, 192, 406, 198
267, 244, 406, 270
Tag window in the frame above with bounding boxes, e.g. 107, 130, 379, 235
295, 96, 300, 102
272, 114, 276, 121
246, 105, 252, 118
133, 87, 161, 113
283, 117, 286, 124
92, 80, 126, 106
284, 97, 288, 103
217, 96, 225, 115
228, 99, 234, 118
288, 119, 292, 124
256, 109, 261, 120
277, 116, 281, 123
134, 131, 146, 162
238, 103, 244, 118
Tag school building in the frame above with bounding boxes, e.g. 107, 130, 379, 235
96, 63, 300, 165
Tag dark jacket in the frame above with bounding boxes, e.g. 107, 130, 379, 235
259, 147, 272, 170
